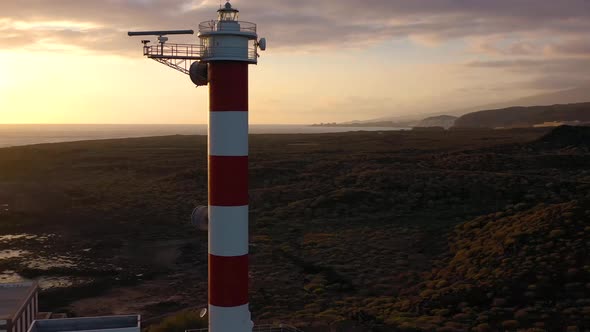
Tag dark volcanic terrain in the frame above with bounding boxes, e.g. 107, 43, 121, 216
0, 127, 589, 331
453, 102, 590, 129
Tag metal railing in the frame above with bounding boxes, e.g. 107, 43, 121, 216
198, 20, 257, 34
144, 43, 257, 62
186, 324, 304, 332
144, 43, 203, 59
200, 46, 258, 62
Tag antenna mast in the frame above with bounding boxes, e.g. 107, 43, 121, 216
127, 30, 201, 76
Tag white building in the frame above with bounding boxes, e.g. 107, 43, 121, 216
27, 316, 140, 332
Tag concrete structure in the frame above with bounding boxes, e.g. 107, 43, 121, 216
0, 282, 39, 332
27, 315, 140, 332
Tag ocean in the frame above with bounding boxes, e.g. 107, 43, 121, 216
0, 124, 405, 148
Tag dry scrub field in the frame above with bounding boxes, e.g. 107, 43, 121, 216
1, 127, 589, 331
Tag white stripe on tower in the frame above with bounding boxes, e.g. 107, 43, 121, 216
209, 205, 248, 256
209, 111, 248, 156
209, 304, 252, 332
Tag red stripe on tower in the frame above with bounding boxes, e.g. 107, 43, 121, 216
209, 254, 249, 306
209, 62, 249, 112
209, 156, 248, 206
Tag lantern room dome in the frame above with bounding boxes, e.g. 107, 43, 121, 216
218, 1, 239, 21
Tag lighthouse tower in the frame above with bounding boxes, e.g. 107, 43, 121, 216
128, 1, 266, 331
199, 2, 259, 332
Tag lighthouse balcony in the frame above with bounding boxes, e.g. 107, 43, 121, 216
143, 43, 257, 63
198, 20, 257, 37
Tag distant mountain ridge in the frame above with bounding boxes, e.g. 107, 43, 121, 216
453, 102, 590, 128
448, 86, 590, 118
414, 115, 457, 129
349, 86, 590, 125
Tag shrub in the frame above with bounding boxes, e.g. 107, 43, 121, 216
501, 320, 519, 331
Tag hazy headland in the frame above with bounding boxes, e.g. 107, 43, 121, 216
314, 101, 590, 131
0, 127, 589, 331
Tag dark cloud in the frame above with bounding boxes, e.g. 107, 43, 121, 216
471, 39, 543, 56
508, 42, 539, 56
1, 0, 590, 53
2, 0, 590, 91
467, 58, 590, 72
546, 38, 590, 57
526, 76, 590, 90
466, 57, 590, 91
466, 59, 547, 69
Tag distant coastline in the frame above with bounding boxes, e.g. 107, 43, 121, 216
311, 121, 414, 128
0, 124, 408, 148
313, 101, 590, 130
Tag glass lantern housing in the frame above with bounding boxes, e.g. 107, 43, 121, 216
218, 2, 239, 21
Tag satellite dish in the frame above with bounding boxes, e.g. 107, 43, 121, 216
199, 308, 208, 318
191, 206, 208, 231
189, 61, 209, 86
258, 38, 266, 51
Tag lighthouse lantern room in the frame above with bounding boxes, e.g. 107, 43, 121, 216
198, 2, 259, 63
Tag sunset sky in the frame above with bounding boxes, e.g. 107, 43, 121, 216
1, 0, 589, 124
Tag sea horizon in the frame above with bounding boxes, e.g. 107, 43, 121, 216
0, 123, 407, 148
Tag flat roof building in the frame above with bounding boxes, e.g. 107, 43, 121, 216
0, 282, 39, 332
27, 316, 140, 332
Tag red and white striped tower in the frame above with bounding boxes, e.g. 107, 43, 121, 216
199, 2, 265, 331
128, 2, 266, 330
